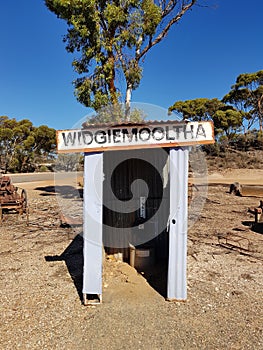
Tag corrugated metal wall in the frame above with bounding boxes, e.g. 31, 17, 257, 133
103, 148, 170, 261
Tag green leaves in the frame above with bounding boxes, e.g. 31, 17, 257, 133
0, 116, 56, 173
223, 70, 263, 130
104, 3, 126, 27
124, 59, 142, 89
45, 1, 198, 118
141, 0, 161, 36
169, 70, 263, 140
169, 98, 226, 122
213, 109, 242, 137
169, 98, 243, 137
85, 103, 145, 124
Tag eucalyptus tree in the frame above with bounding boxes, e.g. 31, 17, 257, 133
169, 98, 243, 138
0, 116, 56, 172
45, 0, 198, 119
223, 70, 263, 131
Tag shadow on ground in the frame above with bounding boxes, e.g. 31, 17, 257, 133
242, 221, 263, 234
45, 235, 84, 301
35, 185, 83, 199
45, 234, 169, 303
252, 223, 263, 234
137, 261, 168, 299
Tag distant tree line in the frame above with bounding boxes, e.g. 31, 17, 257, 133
0, 116, 56, 173
1, 69, 262, 174
169, 70, 263, 153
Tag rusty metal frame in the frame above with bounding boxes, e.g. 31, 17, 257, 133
0, 176, 29, 224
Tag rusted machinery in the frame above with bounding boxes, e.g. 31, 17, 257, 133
247, 200, 263, 223
0, 175, 28, 223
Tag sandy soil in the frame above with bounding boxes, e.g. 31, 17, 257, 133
0, 170, 262, 349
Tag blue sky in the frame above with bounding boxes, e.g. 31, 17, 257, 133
0, 0, 262, 130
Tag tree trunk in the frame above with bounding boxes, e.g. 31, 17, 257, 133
108, 73, 117, 105
125, 83, 132, 121
107, 43, 118, 106
258, 95, 263, 131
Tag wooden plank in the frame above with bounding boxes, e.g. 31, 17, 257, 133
57, 121, 215, 154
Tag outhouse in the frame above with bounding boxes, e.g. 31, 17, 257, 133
57, 120, 214, 304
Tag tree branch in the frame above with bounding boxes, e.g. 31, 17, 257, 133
137, 0, 197, 60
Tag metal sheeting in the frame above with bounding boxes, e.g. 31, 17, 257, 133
82, 119, 186, 129
82, 152, 103, 297
103, 148, 170, 256
82, 147, 189, 302
167, 147, 189, 301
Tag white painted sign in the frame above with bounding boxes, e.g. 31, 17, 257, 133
57, 121, 214, 153
140, 196, 146, 219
